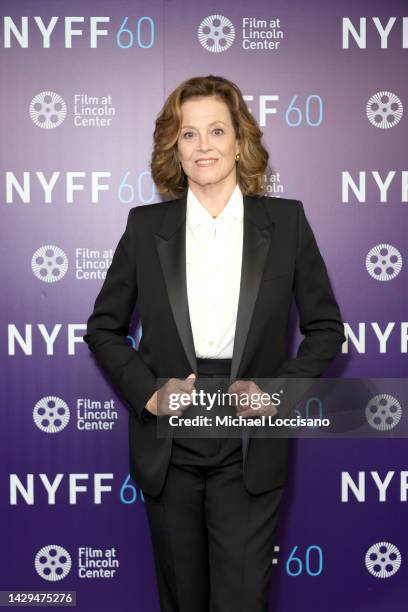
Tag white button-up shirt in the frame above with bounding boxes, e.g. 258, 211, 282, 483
185, 183, 244, 358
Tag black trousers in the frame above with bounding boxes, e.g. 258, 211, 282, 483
143, 358, 285, 612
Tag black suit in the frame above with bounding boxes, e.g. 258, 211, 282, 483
84, 193, 345, 497
84, 193, 345, 610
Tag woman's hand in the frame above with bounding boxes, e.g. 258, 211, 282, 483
144, 373, 196, 416
227, 379, 279, 418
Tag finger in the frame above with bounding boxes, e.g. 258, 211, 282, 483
162, 407, 184, 416
235, 410, 254, 418
236, 407, 264, 417
177, 376, 196, 392
229, 379, 248, 392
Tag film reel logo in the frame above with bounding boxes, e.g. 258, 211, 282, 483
31, 245, 68, 283
29, 91, 67, 129
366, 91, 403, 129
365, 542, 401, 578
365, 393, 402, 431
33, 396, 70, 433
35, 545, 72, 581
365, 243, 402, 281
198, 15, 235, 53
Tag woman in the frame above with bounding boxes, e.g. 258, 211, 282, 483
84, 75, 345, 611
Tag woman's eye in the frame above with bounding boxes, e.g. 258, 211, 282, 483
182, 128, 224, 138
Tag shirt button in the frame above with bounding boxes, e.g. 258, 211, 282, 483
209, 340, 214, 346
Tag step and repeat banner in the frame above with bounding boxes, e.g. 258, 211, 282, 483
1, 1, 407, 610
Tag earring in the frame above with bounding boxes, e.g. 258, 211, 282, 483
235, 153, 240, 162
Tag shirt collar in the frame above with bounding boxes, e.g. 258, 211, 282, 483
187, 183, 244, 229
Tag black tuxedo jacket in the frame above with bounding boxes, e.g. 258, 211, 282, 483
83, 194, 345, 496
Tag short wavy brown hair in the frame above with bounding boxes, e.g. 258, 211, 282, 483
150, 75, 270, 199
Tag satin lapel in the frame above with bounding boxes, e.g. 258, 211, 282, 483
230, 195, 275, 381
154, 194, 197, 374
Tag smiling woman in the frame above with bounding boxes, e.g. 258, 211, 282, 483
150, 74, 270, 206
176, 96, 241, 216
84, 74, 345, 612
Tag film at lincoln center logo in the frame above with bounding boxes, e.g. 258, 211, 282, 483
29, 91, 67, 129
198, 15, 235, 52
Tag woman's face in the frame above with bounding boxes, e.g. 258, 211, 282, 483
177, 96, 240, 189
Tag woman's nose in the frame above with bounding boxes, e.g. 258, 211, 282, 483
198, 136, 210, 150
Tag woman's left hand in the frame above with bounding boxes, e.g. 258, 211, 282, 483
227, 379, 279, 418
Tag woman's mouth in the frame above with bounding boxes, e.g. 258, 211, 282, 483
195, 159, 219, 167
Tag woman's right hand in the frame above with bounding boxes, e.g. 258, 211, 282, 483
144, 373, 196, 417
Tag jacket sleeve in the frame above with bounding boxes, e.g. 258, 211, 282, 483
274, 199, 346, 378
264, 200, 346, 418
83, 207, 157, 421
